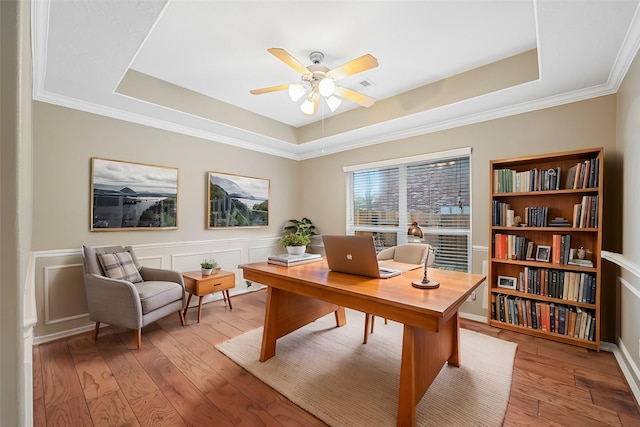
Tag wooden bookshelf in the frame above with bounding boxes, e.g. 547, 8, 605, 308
488, 148, 603, 350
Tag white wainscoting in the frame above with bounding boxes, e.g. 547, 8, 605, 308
31, 237, 281, 344
602, 250, 640, 406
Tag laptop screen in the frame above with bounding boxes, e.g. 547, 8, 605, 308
322, 235, 400, 279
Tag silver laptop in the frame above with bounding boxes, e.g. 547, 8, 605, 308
322, 235, 402, 279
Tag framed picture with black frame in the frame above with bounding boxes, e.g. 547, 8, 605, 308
536, 245, 551, 262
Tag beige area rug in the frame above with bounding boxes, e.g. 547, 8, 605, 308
217, 309, 516, 426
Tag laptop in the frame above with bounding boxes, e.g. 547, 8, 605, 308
322, 235, 402, 279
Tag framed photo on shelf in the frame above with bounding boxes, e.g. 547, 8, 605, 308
207, 171, 269, 228
497, 275, 517, 290
525, 241, 535, 260
90, 158, 178, 231
536, 245, 551, 262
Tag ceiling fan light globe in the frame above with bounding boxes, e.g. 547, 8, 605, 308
288, 84, 306, 102
318, 77, 335, 97
326, 95, 342, 112
300, 99, 315, 115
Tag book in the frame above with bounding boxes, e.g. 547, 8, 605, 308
565, 165, 577, 189
268, 253, 322, 266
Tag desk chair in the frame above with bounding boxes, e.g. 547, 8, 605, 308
82, 245, 186, 348
363, 243, 434, 343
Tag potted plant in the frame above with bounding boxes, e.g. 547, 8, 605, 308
200, 259, 220, 275
283, 217, 316, 237
280, 232, 311, 255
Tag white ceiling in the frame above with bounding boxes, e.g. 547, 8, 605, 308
33, 0, 640, 160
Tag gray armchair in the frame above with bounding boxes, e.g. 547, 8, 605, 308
81, 245, 186, 348
364, 243, 434, 343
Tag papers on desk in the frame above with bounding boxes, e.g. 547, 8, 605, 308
268, 253, 322, 267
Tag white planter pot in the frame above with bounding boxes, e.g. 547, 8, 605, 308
286, 245, 306, 255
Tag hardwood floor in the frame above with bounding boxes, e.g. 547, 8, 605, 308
33, 289, 640, 426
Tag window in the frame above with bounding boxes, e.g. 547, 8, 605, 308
345, 148, 471, 272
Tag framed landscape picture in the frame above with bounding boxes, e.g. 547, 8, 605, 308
91, 158, 178, 231
207, 172, 269, 228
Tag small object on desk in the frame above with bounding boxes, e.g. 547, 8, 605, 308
411, 247, 439, 289
182, 270, 235, 323
268, 252, 322, 266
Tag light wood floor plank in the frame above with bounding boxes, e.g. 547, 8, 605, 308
67, 334, 120, 401
86, 389, 140, 427
96, 333, 159, 401
132, 334, 236, 427
33, 289, 640, 426
40, 340, 84, 408
45, 395, 93, 427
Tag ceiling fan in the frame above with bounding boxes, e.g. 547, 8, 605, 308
250, 48, 379, 116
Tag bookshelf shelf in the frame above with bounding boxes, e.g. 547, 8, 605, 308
491, 226, 598, 233
492, 187, 600, 197
488, 319, 599, 350
490, 258, 596, 272
488, 148, 603, 350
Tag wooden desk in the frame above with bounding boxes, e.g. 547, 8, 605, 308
239, 260, 484, 427
182, 270, 235, 323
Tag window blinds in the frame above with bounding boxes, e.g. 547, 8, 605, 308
346, 150, 471, 272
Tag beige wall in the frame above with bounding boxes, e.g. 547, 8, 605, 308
300, 95, 619, 326
614, 46, 640, 391
31, 102, 303, 338
300, 95, 617, 242
32, 102, 300, 251
31, 93, 621, 340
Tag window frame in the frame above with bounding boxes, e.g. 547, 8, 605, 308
344, 147, 472, 272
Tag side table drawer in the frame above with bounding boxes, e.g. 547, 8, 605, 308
193, 274, 234, 295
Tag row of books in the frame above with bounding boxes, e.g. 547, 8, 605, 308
551, 234, 572, 264
492, 295, 596, 341
566, 158, 600, 190
573, 195, 599, 228
524, 206, 549, 227
491, 201, 551, 227
491, 201, 513, 226
494, 233, 576, 265
493, 157, 599, 194
519, 267, 596, 304
494, 234, 532, 260
494, 166, 562, 193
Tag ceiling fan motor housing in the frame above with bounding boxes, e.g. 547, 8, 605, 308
309, 51, 324, 65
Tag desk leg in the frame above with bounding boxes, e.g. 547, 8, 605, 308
396, 314, 458, 427
260, 286, 343, 362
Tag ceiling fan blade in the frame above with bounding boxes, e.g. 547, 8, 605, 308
250, 84, 290, 95
333, 86, 376, 108
268, 48, 312, 77
327, 54, 378, 80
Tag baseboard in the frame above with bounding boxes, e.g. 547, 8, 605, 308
460, 312, 487, 323
612, 340, 640, 407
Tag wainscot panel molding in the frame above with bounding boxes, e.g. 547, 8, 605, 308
43, 264, 86, 325
601, 250, 640, 406
31, 237, 281, 344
